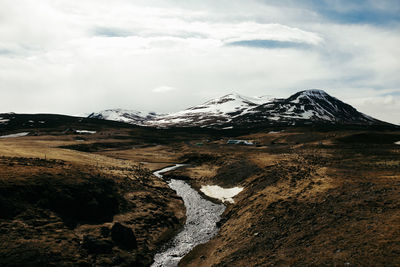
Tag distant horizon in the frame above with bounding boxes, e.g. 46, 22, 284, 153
1, 88, 398, 125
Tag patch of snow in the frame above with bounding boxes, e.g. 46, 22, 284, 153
222, 126, 233, 130
0, 119, 10, 124
28, 120, 34, 123
200, 185, 243, 204
291, 98, 300, 104
153, 164, 187, 178
300, 110, 314, 119
395, 141, 400, 145
269, 116, 280, 121
0, 132, 30, 138
76, 130, 96, 134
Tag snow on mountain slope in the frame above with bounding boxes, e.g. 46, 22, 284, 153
88, 109, 160, 125
146, 93, 273, 127
231, 89, 380, 127
88, 90, 387, 128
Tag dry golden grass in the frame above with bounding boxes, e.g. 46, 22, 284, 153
0, 133, 186, 266
1, 128, 399, 266
0, 136, 123, 168
179, 130, 400, 267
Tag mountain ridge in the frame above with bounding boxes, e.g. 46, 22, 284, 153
88, 89, 388, 128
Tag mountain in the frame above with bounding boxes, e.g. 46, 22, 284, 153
88, 109, 160, 125
228, 89, 381, 127
146, 93, 273, 128
88, 90, 387, 128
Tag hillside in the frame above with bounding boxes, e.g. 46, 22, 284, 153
0, 120, 186, 266
0, 114, 399, 266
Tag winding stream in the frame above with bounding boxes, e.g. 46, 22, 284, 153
151, 164, 226, 267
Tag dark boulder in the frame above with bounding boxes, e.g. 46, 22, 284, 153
111, 222, 137, 249
100, 226, 110, 237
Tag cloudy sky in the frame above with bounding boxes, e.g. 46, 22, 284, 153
1, 0, 399, 124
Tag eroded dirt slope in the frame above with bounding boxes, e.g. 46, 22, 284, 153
0, 155, 185, 266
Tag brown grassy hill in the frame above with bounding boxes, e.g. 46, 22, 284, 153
0, 131, 185, 266
171, 130, 400, 266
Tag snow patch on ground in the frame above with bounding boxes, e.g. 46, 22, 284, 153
200, 185, 243, 204
0, 132, 30, 138
153, 164, 187, 178
0, 119, 10, 124
395, 141, 400, 145
76, 130, 96, 134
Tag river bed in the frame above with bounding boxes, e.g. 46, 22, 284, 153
151, 164, 226, 267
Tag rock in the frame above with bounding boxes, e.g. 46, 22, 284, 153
100, 226, 110, 237
111, 222, 137, 249
82, 235, 113, 254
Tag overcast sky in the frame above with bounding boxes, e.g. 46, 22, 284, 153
1, 0, 399, 124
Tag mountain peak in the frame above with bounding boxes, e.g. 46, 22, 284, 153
302, 89, 328, 94
297, 89, 329, 98
287, 89, 332, 103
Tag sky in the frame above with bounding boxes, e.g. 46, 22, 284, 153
0, 0, 399, 124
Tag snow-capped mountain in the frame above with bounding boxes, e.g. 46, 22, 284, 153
88, 109, 160, 125
146, 93, 273, 128
88, 90, 387, 128
229, 89, 380, 127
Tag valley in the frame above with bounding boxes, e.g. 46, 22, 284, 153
0, 114, 399, 266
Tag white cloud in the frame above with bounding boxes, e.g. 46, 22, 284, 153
153, 86, 177, 93
0, 0, 399, 125
347, 94, 400, 125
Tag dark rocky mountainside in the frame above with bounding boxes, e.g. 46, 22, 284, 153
229, 89, 382, 128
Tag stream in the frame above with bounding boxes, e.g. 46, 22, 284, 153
151, 164, 226, 267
